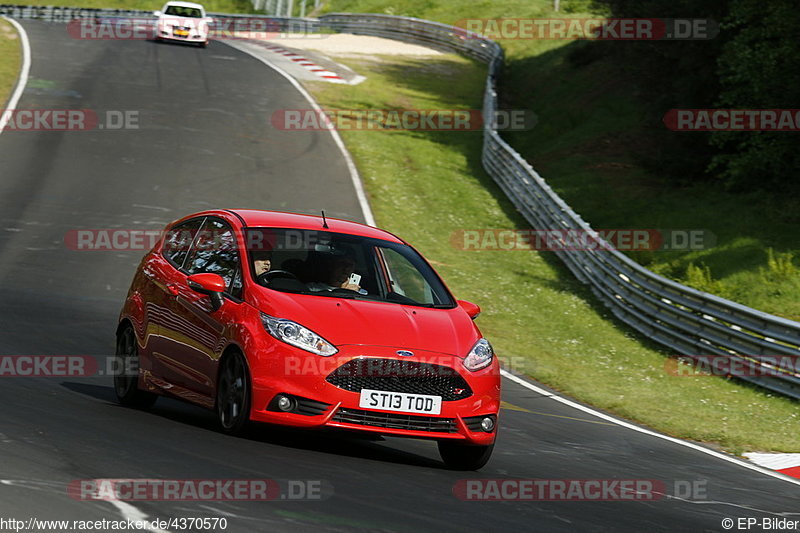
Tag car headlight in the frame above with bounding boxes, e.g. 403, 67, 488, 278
463, 338, 493, 371
261, 313, 337, 357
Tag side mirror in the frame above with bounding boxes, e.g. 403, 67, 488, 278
153, 10, 162, 17
187, 273, 226, 311
458, 300, 481, 320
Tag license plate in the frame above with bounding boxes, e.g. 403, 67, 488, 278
359, 389, 442, 414
174, 30, 189, 36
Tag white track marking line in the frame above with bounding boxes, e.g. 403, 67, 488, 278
221, 40, 375, 226
501, 369, 800, 487
0, 17, 31, 136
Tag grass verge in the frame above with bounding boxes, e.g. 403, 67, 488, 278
301, 51, 799, 454
0, 18, 22, 108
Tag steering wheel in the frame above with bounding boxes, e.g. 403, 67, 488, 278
257, 270, 299, 286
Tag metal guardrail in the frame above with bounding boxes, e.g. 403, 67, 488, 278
2, 7, 798, 398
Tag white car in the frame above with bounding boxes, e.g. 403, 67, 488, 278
154, 1, 211, 47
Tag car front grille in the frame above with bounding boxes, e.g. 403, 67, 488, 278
326, 358, 473, 401
332, 407, 458, 433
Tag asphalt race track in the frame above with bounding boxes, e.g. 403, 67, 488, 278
0, 20, 798, 532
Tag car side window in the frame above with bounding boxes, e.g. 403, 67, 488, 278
184, 218, 243, 298
162, 217, 205, 269
380, 247, 437, 304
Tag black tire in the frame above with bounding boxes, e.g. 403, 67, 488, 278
114, 326, 157, 409
438, 441, 494, 470
216, 351, 251, 435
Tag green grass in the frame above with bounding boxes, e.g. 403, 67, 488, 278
319, 1, 800, 321
301, 50, 800, 454
0, 19, 22, 109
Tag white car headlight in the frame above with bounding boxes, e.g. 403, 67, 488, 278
463, 338, 493, 371
261, 313, 337, 357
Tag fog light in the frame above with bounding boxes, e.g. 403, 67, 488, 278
276, 394, 294, 412
480, 416, 495, 432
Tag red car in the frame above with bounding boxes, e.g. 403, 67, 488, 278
114, 209, 500, 469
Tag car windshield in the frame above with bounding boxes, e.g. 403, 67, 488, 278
247, 228, 455, 308
164, 5, 202, 17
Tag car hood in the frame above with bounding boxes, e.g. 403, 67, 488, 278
249, 289, 481, 358
158, 16, 205, 26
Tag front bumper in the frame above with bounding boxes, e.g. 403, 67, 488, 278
157, 28, 207, 43
248, 345, 501, 445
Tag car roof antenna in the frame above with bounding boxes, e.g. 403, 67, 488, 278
321, 210, 329, 229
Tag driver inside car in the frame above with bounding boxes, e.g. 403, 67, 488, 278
252, 251, 272, 277
307, 254, 366, 294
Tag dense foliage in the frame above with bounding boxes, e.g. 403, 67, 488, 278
591, 0, 800, 194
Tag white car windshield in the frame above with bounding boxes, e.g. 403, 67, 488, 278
164, 5, 203, 17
